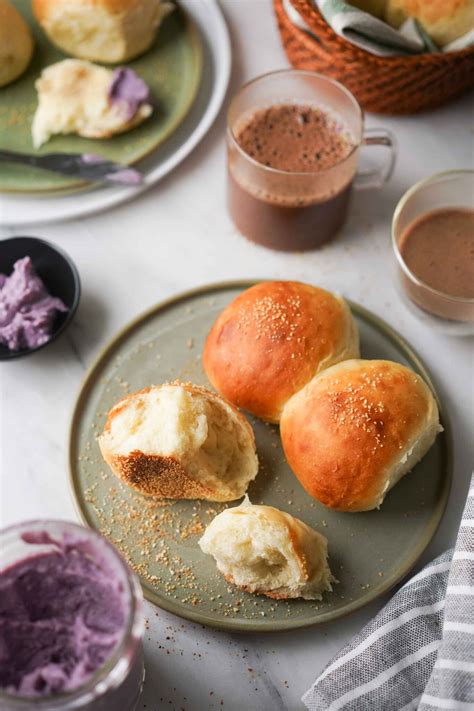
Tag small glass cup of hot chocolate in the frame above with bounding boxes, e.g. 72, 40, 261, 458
227, 69, 395, 251
392, 170, 474, 336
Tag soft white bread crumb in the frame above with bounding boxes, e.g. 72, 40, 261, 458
199, 498, 334, 600
98, 383, 259, 502
32, 59, 152, 147
32, 0, 173, 63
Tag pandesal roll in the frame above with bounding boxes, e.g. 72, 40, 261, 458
385, 0, 474, 47
280, 359, 441, 512
203, 281, 359, 423
199, 497, 334, 600
98, 382, 258, 502
0, 0, 34, 88
32, 0, 173, 63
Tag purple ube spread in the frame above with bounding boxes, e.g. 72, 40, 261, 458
0, 257, 67, 352
0, 532, 128, 698
109, 68, 151, 121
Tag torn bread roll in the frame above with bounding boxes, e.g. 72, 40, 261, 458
32, 0, 173, 63
98, 382, 258, 502
203, 281, 359, 423
281, 359, 441, 512
199, 497, 334, 600
32, 59, 152, 147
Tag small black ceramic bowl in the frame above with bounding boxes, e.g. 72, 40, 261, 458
0, 236, 81, 360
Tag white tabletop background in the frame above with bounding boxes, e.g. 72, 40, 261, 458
1, 2, 473, 709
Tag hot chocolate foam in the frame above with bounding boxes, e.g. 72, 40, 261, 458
234, 104, 355, 173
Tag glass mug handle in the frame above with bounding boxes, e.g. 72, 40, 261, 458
354, 128, 397, 190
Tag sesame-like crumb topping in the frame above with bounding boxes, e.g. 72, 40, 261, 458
327, 371, 387, 449
237, 293, 309, 353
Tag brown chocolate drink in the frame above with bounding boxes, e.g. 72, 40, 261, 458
398, 208, 474, 321
228, 104, 356, 251
400, 208, 474, 298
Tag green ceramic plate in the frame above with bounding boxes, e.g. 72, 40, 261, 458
69, 282, 452, 632
0, 1, 202, 194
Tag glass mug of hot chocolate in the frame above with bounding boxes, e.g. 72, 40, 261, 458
227, 69, 396, 251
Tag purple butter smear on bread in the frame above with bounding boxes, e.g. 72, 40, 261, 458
109, 67, 152, 121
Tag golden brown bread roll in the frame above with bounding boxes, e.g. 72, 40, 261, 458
0, 0, 34, 88
199, 497, 334, 600
280, 359, 441, 512
98, 382, 258, 501
385, 0, 474, 46
32, 0, 173, 63
203, 281, 359, 423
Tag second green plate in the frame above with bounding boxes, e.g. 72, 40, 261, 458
0, 1, 202, 193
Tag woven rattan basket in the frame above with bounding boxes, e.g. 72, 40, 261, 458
274, 0, 474, 114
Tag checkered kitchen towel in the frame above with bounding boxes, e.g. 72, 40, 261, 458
303, 475, 474, 710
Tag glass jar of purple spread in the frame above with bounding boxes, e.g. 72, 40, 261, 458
0, 521, 145, 711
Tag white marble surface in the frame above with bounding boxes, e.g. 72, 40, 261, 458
1, 2, 473, 709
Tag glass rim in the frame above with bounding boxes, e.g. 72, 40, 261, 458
391, 169, 474, 306
0, 519, 143, 708
227, 68, 363, 177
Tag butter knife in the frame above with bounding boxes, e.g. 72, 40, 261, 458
0, 149, 143, 186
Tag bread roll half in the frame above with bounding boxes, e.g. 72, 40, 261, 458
199, 497, 334, 600
32, 59, 152, 147
281, 359, 441, 512
33, 0, 173, 63
98, 383, 258, 501
203, 281, 359, 423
